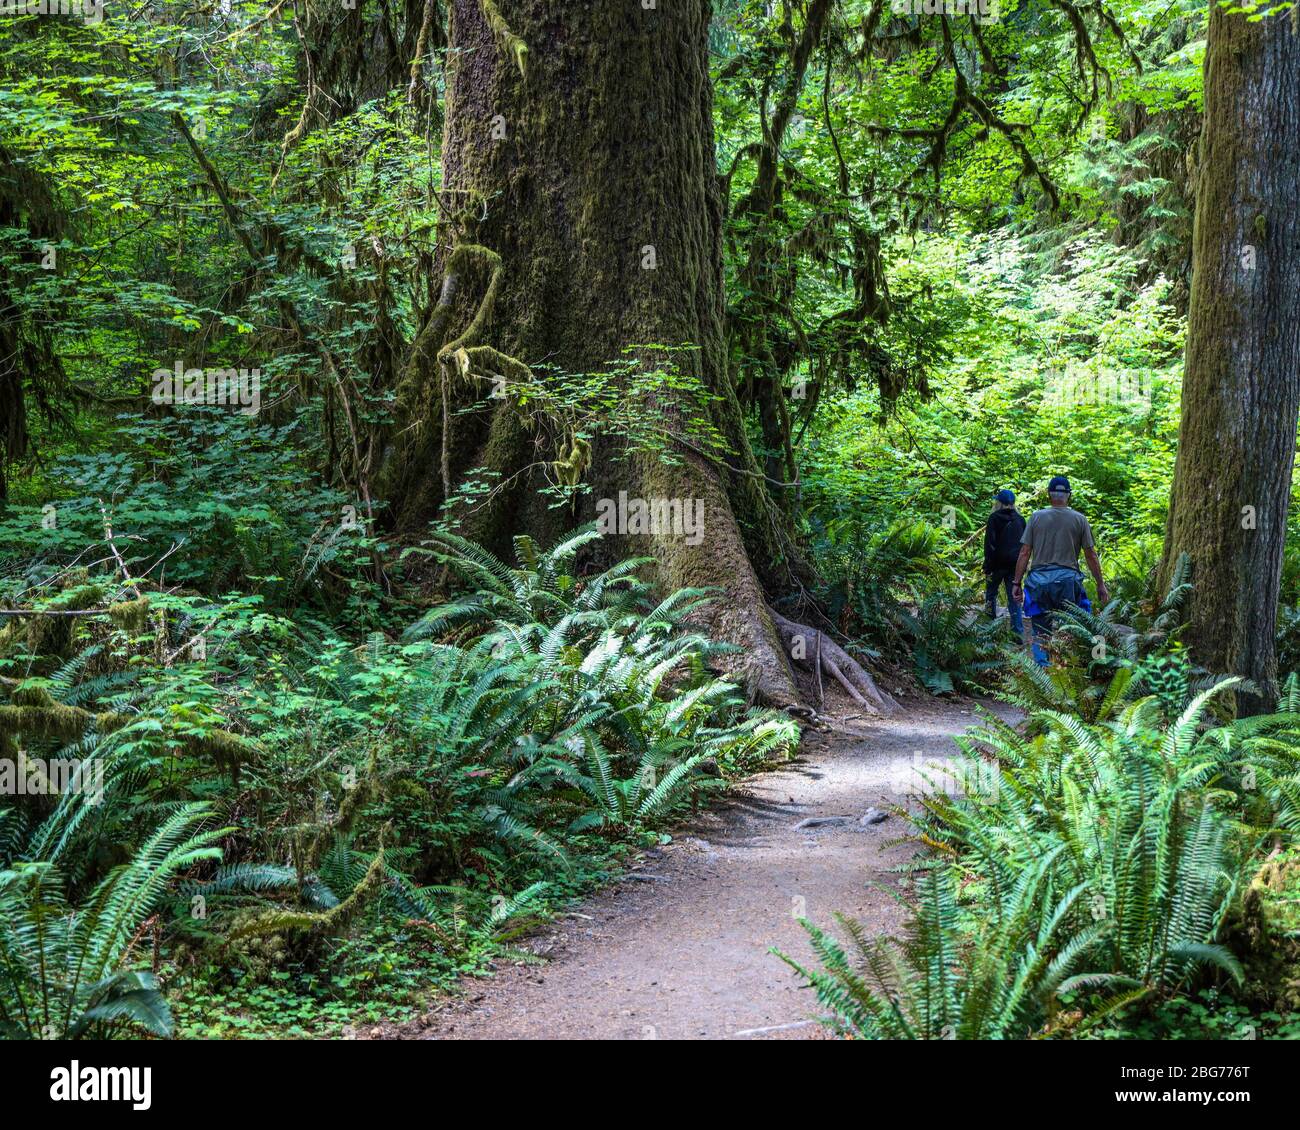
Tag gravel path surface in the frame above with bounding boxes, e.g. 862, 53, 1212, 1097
387, 697, 1017, 1040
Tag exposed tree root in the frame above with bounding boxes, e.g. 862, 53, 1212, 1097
770, 609, 898, 716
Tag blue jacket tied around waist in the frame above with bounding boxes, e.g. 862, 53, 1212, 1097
1022, 566, 1092, 618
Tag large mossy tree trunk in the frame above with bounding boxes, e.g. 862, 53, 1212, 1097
1159, 8, 1300, 712
395, 0, 808, 704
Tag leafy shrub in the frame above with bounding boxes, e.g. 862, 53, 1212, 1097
783, 859, 1102, 1039
899, 590, 1005, 694
0, 805, 226, 1039
0, 411, 386, 617
0, 525, 798, 1034
805, 516, 1004, 692
788, 676, 1291, 1039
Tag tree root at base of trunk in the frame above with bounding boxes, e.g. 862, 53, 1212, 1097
770, 609, 898, 716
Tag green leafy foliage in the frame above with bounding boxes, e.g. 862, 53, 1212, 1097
0, 521, 796, 1036
786, 671, 1300, 1038
4, 0, 1295, 1048
0, 805, 227, 1039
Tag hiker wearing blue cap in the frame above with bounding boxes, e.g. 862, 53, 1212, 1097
983, 489, 1025, 635
1011, 476, 1110, 664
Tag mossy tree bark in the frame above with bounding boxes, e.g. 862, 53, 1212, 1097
393, 0, 817, 704
1159, 8, 1300, 712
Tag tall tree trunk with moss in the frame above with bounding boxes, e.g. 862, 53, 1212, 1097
385, 0, 828, 704
1159, 8, 1300, 712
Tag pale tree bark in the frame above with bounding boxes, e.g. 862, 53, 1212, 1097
1160, 7, 1300, 712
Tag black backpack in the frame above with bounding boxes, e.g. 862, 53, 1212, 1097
985, 509, 1025, 569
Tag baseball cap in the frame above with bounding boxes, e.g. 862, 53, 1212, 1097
1048, 475, 1071, 494
995, 489, 1015, 504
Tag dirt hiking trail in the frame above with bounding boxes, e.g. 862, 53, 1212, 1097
388, 697, 1018, 1041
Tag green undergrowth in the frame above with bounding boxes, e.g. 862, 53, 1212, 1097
168, 847, 636, 1039
785, 587, 1300, 1040
1, 521, 799, 1039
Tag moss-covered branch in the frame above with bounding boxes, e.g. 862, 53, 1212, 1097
229, 844, 388, 942
480, 0, 528, 78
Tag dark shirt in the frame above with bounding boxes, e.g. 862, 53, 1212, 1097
984, 507, 1026, 572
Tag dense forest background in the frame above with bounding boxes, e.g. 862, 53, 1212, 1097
3, 0, 1300, 1041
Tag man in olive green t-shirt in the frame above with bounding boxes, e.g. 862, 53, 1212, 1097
1011, 475, 1109, 663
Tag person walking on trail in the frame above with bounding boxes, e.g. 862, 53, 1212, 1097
1011, 475, 1110, 665
983, 488, 1025, 636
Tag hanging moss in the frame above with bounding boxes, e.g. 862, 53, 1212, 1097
10, 684, 55, 708
303, 746, 381, 870
0, 620, 22, 656
0, 685, 94, 742
479, 0, 528, 78
551, 435, 592, 487
93, 710, 132, 732
24, 612, 73, 660
182, 728, 255, 783
0, 682, 132, 746
4, 583, 106, 661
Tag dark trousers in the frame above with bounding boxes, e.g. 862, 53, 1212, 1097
985, 567, 1023, 634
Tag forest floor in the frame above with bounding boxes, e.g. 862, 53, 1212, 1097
378, 694, 1019, 1041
